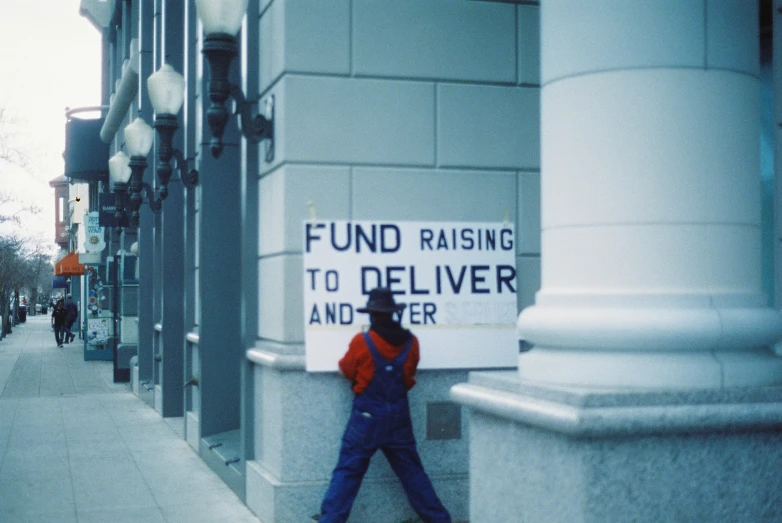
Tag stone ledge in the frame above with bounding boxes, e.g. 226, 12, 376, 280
451, 371, 782, 438
247, 340, 306, 370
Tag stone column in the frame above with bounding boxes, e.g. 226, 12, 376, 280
452, 3, 782, 522
517, 0, 782, 389
157, 0, 186, 417
774, 0, 782, 308
135, 0, 156, 400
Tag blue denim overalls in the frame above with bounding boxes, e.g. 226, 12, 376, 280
319, 333, 451, 523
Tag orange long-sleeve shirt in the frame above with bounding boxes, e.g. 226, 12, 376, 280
338, 330, 420, 395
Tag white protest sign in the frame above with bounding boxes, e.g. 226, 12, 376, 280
303, 220, 519, 371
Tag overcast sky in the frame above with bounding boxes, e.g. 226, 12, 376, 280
0, 1, 102, 245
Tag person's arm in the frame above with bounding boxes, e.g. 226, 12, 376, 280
339, 337, 361, 382
403, 336, 420, 390
339, 334, 375, 394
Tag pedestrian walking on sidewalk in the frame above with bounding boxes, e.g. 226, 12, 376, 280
51, 299, 67, 347
315, 288, 452, 523
62, 294, 78, 344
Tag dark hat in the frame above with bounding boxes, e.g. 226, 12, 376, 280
356, 287, 406, 314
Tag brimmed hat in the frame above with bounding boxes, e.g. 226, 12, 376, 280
356, 287, 406, 314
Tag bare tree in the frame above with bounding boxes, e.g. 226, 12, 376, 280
0, 191, 41, 226
0, 235, 24, 337
0, 106, 51, 335
0, 236, 55, 336
0, 107, 30, 168
24, 241, 56, 315
0, 105, 39, 224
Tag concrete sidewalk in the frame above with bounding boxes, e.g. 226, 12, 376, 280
0, 314, 260, 523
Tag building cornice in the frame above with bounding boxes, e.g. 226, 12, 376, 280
79, 0, 114, 31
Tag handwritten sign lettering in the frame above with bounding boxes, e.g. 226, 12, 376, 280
303, 220, 519, 371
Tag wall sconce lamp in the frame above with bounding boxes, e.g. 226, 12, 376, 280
148, 64, 198, 192
123, 117, 160, 226
195, 0, 274, 160
108, 150, 132, 227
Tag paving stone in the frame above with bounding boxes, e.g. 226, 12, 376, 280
0, 317, 260, 522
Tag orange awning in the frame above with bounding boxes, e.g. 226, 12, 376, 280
55, 250, 85, 276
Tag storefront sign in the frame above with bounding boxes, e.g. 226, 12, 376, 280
55, 250, 84, 276
303, 220, 518, 371
99, 193, 129, 228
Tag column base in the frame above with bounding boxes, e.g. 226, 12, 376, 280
154, 384, 163, 415
451, 372, 782, 523
185, 411, 199, 450
518, 346, 782, 389
517, 303, 782, 388
130, 356, 139, 396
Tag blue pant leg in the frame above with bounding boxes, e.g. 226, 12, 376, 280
320, 414, 378, 522
381, 437, 451, 523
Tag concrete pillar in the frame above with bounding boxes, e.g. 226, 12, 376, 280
517, 0, 782, 389
452, 3, 782, 522
135, 0, 156, 399
773, 0, 782, 308
156, 0, 186, 418
192, 10, 244, 498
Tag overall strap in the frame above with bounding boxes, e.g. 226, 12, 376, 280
362, 331, 381, 362
362, 332, 412, 365
394, 337, 413, 365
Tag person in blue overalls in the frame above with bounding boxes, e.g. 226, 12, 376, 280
315, 288, 452, 523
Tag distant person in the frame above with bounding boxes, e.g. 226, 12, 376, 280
51, 300, 67, 348
18, 299, 27, 323
314, 287, 451, 523
62, 294, 79, 344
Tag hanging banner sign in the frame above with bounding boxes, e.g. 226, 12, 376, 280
303, 220, 518, 371
84, 211, 106, 253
